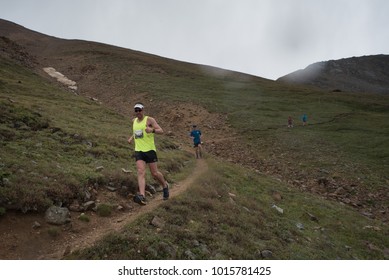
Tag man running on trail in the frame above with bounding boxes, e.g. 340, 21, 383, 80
190, 124, 203, 159
127, 102, 169, 205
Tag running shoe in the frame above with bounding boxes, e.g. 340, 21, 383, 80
163, 183, 170, 200
133, 194, 147, 205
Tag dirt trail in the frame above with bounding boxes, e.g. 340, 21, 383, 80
0, 158, 208, 260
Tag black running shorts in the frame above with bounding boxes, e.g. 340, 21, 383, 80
134, 150, 158, 163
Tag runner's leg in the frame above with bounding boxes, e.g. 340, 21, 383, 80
198, 143, 202, 158
149, 162, 167, 187
136, 160, 147, 196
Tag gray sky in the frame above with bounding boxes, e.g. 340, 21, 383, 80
1, 0, 388, 80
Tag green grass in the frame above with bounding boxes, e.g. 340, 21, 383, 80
123, 57, 388, 181
1, 41, 389, 260
130, 62, 389, 199
68, 158, 388, 260
0, 57, 192, 212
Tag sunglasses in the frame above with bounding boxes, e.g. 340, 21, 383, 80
134, 108, 143, 112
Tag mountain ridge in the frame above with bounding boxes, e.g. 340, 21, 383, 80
3, 18, 388, 96
277, 55, 389, 94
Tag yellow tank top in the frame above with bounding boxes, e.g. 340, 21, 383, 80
133, 116, 156, 152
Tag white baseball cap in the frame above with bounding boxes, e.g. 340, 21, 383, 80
134, 103, 144, 109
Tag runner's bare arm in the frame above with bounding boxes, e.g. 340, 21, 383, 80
146, 117, 163, 134
128, 118, 135, 143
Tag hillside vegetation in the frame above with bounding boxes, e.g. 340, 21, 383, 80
0, 56, 191, 213
0, 19, 388, 259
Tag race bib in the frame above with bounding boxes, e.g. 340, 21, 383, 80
134, 129, 144, 139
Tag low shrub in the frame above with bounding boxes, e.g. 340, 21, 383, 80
96, 203, 112, 217
47, 226, 61, 238
78, 213, 90, 222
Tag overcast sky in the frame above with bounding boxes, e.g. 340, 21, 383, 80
0, 0, 388, 80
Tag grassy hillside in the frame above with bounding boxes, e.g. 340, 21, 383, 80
69, 158, 388, 260
0, 56, 192, 212
0, 19, 388, 259
63, 60, 389, 260
53, 41, 388, 199
120, 58, 389, 218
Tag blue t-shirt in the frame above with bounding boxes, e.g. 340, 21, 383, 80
190, 129, 202, 145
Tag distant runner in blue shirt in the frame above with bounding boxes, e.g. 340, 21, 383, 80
302, 114, 308, 126
190, 125, 203, 159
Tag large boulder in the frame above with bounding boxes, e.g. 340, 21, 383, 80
44, 206, 71, 225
